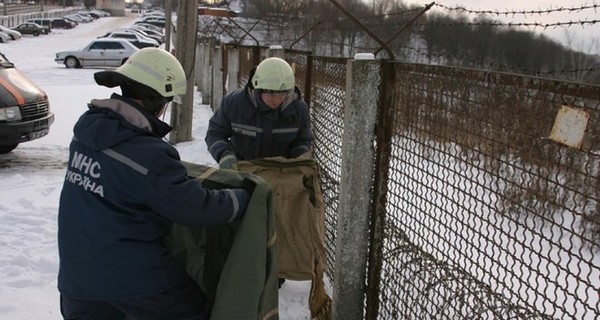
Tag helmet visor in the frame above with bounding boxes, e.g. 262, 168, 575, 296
261, 89, 292, 98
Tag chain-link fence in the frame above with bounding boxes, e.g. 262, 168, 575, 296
376, 62, 599, 319
200, 43, 599, 319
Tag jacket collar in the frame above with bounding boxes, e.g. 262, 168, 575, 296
90, 93, 172, 138
247, 86, 299, 114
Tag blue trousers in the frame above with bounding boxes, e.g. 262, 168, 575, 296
60, 275, 210, 320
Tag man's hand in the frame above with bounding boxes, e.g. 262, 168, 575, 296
219, 151, 238, 170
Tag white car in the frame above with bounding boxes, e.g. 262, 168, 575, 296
54, 38, 139, 68
64, 14, 91, 24
0, 31, 11, 43
110, 28, 164, 45
98, 31, 159, 49
90, 9, 111, 17
0, 25, 21, 40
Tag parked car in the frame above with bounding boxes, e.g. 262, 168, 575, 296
78, 10, 102, 19
111, 28, 163, 45
62, 16, 79, 27
98, 31, 159, 49
0, 25, 21, 40
0, 52, 54, 153
90, 9, 111, 18
138, 16, 166, 28
54, 38, 139, 69
132, 21, 163, 34
50, 18, 76, 29
11, 22, 47, 36
0, 31, 11, 43
135, 27, 164, 43
26, 18, 52, 34
141, 12, 165, 19
74, 12, 95, 22
64, 14, 91, 24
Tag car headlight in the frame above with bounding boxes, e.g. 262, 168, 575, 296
0, 106, 23, 121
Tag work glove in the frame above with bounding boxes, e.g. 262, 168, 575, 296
219, 151, 238, 170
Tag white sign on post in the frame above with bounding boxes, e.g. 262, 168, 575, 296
549, 105, 589, 149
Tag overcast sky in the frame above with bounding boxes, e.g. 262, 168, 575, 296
402, 0, 600, 53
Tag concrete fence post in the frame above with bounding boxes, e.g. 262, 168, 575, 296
226, 46, 239, 94
211, 45, 224, 112
267, 45, 284, 59
332, 53, 381, 320
194, 38, 207, 97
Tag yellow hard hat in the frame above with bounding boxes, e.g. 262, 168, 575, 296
95, 48, 186, 97
251, 57, 295, 91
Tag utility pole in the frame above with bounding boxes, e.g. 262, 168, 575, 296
169, 0, 198, 144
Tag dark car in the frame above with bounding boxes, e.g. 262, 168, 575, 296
50, 18, 76, 29
139, 16, 166, 28
26, 18, 52, 34
12, 22, 47, 36
0, 52, 54, 153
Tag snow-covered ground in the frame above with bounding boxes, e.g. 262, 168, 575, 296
0, 12, 312, 320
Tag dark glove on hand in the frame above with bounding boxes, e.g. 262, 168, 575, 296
219, 151, 238, 170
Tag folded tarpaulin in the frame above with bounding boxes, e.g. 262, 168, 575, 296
238, 154, 332, 320
166, 162, 279, 320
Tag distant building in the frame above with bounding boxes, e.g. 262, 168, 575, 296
96, 0, 126, 16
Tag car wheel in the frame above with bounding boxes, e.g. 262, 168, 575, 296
121, 58, 128, 66
0, 144, 18, 154
65, 57, 80, 68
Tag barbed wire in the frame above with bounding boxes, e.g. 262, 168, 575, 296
433, 3, 600, 18
202, 5, 600, 83
414, 19, 600, 30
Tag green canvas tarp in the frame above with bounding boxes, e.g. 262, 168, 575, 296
167, 162, 279, 320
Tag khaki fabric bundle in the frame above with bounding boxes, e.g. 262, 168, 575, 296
238, 155, 332, 319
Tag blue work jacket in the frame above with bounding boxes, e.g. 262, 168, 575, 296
205, 85, 313, 162
57, 94, 246, 300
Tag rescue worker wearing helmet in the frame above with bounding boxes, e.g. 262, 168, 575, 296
57, 48, 250, 320
205, 57, 313, 170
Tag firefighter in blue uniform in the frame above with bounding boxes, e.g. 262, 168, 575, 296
205, 57, 313, 288
205, 57, 313, 171
57, 48, 249, 320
